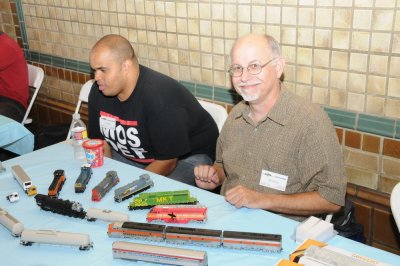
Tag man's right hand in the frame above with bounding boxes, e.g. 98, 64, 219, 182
194, 164, 222, 190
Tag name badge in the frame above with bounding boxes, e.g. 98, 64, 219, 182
259, 170, 288, 191
100, 116, 116, 130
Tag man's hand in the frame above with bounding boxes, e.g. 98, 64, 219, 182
194, 165, 222, 190
224, 185, 265, 208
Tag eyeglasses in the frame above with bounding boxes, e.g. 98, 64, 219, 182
228, 57, 278, 77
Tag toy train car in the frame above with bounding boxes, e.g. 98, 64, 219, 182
147, 205, 207, 224
35, 194, 86, 219
165, 226, 222, 247
108, 221, 166, 241
107, 221, 282, 253
0, 207, 24, 237
112, 241, 208, 266
48, 169, 66, 198
114, 174, 154, 202
10, 165, 37, 196
92, 171, 120, 201
86, 208, 129, 222
128, 190, 198, 210
74, 164, 92, 193
20, 229, 93, 250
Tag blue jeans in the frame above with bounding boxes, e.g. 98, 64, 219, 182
111, 150, 213, 186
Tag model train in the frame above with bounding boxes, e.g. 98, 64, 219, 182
20, 229, 93, 250
0, 207, 24, 237
114, 174, 154, 202
86, 208, 129, 222
10, 165, 37, 196
92, 170, 120, 201
74, 164, 92, 193
128, 190, 198, 210
108, 221, 282, 252
112, 241, 207, 266
147, 205, 207, 224
35, 194, 86, 219
48, 169, 66, 198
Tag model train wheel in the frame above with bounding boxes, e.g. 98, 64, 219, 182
21, 241, 33, 246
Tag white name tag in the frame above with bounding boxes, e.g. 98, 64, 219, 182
259, 170, 288, 191
100, 116, 116, 130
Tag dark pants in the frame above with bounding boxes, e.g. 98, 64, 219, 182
111, 150, 213, 186
0, 96, 25, 122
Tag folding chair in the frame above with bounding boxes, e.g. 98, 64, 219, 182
66, 79, 94, 140
391, 182, 400, 232
22, 64, 44, 124
198, 100, 228, 132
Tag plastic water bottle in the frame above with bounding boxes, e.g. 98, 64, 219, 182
70, 113, 88, 161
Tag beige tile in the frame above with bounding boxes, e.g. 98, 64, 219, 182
313, 68, 329, 87
349, 52, 368, 72
334, 9, 352, 28
136, 14, 145, 29
188, 19, 200, 35
312, 86, 328, 105
316, 8, 333, 27
297, 27, 313, 46
190, 67, 201, 82
382, 157, 400, 176
282, 6, 297, 25
225, 22, 237, 39
366, 95, 385, 115
154, 1, 165, 16
238, 23, 251, 37
167, 33, 177, 47
176, 2, 187, 18
212, 3, 224, 20
296, 66, 312, 84
252, 5, 265, 23
315, 29, 331, 48
200, 20, 211, 36
178, 50, 189, 65
189, 51, 201, 66
179, 65, 191, 81
395, 10, 400, 31
177, 34, 188, 49
267, 6, 281, 24
330, 70, 347, 89
353, 9, 372, 30
165, 2, 175, 17
334, 0, 352, 7
332, 30, 350, 49
281, 45, 296, 64
201, 68, 213, 84
224, 4, 237, 21
189, 36, 200, 50
393, 33, 400, 54
313, 49, 330, 67
212, 38, 224, 54
348, 73, 366, 93
281, 27, 296, 45
156, 32, 167, 46
166, 17, 177, 32
201, 54, 212, 69
214, 70, 227, 87
386, 98, 400, 118
212, 21, 224, 37
199, 3, 210, 19
347, 92, 365, 112
177, 18, 187, 34
296, 84, 312, 100
238, 5, 250, 22
388, 78, 400, 97
213, 54, 226, 71
370, 32, 391, 53
346, 167, 378, 189
297, 47, 312, 65
372, 10, 394, 30
369, 55, 388, 75
200, 37, 212, 53
298, 7, 314, 26
148, 46, 157, 60
329, 89, 346, 108
344, 149, 379, 171
283, 64, 296, 82
367, 75, 386, 95
331, 51, 348, 70
390, 56, 400, 77
167, 49, 178, 64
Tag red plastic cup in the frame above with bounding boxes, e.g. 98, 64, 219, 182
82, 139, 104, 168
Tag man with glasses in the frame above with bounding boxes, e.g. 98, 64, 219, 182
194, 34, 346, 221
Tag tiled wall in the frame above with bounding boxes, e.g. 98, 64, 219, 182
2, 0, 400, 253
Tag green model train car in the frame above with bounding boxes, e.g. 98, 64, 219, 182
128, 190, 198, 210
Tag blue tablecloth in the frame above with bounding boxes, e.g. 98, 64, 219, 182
0, 141, 398, 265
0, 115, 34, 155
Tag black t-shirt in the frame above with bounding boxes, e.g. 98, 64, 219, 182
88, 65, 218, 164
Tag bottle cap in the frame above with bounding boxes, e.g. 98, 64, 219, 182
73, 113, 81, 120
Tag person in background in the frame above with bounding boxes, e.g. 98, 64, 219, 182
0, 31, 29, 122
88, 34, 219, 186
194, 33, 347, 221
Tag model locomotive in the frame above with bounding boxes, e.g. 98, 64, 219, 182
108, 221, 282, 252
74, 164, 92, 193
128, 190, 198, 210
146, 205, 207, 224
48, 169, 66, 198
92, 171, 120, 201
114, 174, 154, 202
0, 207, 24, 237
35, 194, 86, 219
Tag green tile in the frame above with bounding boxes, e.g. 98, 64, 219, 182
65, 59, 78, 70
180, 81, 196, 94
357, 114, 395, 138
52, 56, 65, 68
196, 84, 213, 99
30, 51, 39, 62
214, 86, 237, 104
396, 121, 400, 139
39, 54, 52, 65
324, 107, 356, 129
78, 61, 91, 73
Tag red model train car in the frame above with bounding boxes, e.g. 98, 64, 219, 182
146, 205, 207, 224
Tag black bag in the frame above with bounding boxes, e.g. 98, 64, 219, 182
331, 198, 366, 243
